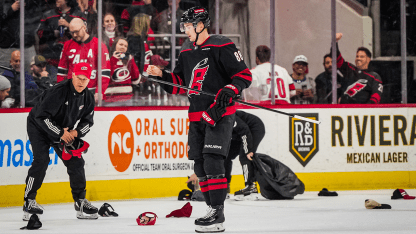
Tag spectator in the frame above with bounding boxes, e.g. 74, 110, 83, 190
37, 0, 85, 67
0, 75, 12, 108
104, 37, 140, 105
57, 18, 111, 103
290, 55, 316, 104
2, 50, 38, 107
102, 12, 122, 50
332, 33, 383, 104
120, 0, 157, 43
125, 13, 153, 76
77, 0, 97, 36
156, 0, 184, 35
29, 55, 54, 93
0, 0, 41, 72
249, 45, 295, 104
315, 54, 346, 104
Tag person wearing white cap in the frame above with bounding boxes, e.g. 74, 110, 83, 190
0, 75, 12, 108
290, 55, 316, 104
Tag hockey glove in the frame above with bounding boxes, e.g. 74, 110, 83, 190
216, 84, 241, 108
201, 103, 226, 127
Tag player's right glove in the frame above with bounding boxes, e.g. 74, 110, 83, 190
201, 103, 226, 127
215, 84, 241, 108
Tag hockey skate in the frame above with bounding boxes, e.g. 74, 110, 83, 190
74, 198, 98, 219
23, 199, 44, 221
195, 205, 225, 233
234, 183, 259, 201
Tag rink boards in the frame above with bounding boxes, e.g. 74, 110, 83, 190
1, 104, 416, 207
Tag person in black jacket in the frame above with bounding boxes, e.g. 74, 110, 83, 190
23, 62, 98, 221
225, 110, 265, 200
332, 33, 383, 104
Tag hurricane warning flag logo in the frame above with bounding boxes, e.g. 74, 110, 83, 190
289, 113, 319, 167
108, 114, 134, 172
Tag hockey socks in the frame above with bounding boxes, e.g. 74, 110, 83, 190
198, 177, 212, 206
202, 175, 228, 206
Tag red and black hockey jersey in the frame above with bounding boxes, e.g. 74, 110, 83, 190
334, 44, 383, 104
105, 56, 140, 102
157, 35, 252, 121
57, 36, 111, 94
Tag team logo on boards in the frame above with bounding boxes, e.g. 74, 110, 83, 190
289, 113, 319, 167
108, 114, 134, 172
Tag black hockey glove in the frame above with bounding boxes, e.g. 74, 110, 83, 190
201, 103, 226, 127
216, 84, 241, 108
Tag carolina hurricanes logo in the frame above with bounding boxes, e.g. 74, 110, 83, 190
113, 67, 131, 82
188, 58, 209, 97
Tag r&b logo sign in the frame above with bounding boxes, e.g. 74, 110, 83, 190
289, 113, 319, 167
108, 114, 134, 172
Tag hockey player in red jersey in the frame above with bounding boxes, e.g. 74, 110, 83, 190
57, 18, 111, 103
147, 7, 252, 233
332, 33, 383, 104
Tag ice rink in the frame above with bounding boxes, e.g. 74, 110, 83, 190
1, 189, 416, 234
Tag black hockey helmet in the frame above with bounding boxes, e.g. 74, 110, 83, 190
180, 7, 210, 32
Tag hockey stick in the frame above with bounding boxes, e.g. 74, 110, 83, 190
145, 76, 321, 124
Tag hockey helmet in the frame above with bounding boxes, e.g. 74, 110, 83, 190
180, 7, 210, 32
60, 138, 90, 160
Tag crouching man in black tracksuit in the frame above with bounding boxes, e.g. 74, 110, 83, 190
23, 62, 98, 220
225, 110, 265, 200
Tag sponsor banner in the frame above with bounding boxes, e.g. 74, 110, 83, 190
1, 107, 416, 186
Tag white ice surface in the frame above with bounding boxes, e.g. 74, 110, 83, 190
1, 190, 416, 234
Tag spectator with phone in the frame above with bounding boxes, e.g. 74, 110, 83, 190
104, 37, 141, 105
290, 55, 316, 104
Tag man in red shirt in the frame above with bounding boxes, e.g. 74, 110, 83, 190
57, 18, 111, 103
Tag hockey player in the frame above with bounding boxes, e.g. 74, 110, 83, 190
57, 18, 111, 103
225, 110, 265, 200
147, 7, 252, 233
332, 33, 383, 104
23, 62, 98, 220
249, 45, 296, 104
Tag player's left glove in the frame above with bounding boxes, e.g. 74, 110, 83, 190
216, 84, 241, 108
201, 103, 226, 127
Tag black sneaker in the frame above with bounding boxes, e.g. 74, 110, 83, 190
74, 198, 98, 219
234, 183, 259, 200
195, 205, 225, 226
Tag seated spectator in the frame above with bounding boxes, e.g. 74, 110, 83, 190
38, 0, 85, 67
0, 75, 12, 108
332, 33, 383, 104
249, 45, 295, 104
2, 50, 37, 108
315, 54, 346, 104
25, 55, 55, 107
290, 55, 316, 104
104, 37, 141, 105
103, 13, 123, 49
77, 0, 98, 36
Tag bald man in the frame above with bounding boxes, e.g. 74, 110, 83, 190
57, 18, 111, 103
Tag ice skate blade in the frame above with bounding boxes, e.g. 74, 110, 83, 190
76, 211, 98, 220
234, 193, 259, 201
195, 223, 225, 233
